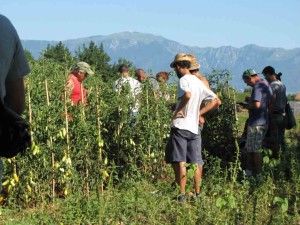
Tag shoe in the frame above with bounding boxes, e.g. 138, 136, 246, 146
177, 194, 186, 202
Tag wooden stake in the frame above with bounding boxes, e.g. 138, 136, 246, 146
63, 89, 71, 160
45, 79, 56, 200
96, 86, 102, 162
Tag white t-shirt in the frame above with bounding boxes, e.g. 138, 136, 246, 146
172, 74, 217, 134
114, 76, 141, 95
114, 76, 141, 114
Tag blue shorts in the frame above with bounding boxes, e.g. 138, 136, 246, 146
165, 128, 204, 165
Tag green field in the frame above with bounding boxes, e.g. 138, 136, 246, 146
0, 56, 299, 224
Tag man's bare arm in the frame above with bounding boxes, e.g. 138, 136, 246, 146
195, 72, 210, 89
199, 98, 220, 116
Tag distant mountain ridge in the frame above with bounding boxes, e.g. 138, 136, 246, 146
21, 32, 300, 93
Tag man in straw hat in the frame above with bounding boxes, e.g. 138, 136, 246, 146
165, 53, 220, 202
188, 54, 210, 89
188, 54, 221, 191
188, 54, 222, 118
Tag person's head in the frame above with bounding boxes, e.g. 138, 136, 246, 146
262, 66, 277, 83
242, 69, 260, 87
118, 64, 129, 77
187, 54, 201, 75
135, 69, 147, 82
74, 61, 94, 82
156, 72, 169, 83
170, 53, 191, 78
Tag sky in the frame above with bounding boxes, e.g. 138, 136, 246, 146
1, 0, 300, 49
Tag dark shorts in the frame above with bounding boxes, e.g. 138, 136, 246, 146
165, 128, 203, 165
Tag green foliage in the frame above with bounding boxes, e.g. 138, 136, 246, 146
24, 49, 35, 62
111, 57, 135, 73
273, 196, 289, 213
76, 41, 111, 79
0, 60, 299, 224
287, 93, 296, 101
236, 91, 250, 103
42, 42, 74, 65
202, 69, 239, 165
243, 87, 252, 93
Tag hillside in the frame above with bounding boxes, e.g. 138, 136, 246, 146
21, 32, 300, 92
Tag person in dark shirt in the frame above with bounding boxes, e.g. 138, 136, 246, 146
242, 69, 272, 177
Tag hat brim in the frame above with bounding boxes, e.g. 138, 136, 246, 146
86, 69, 94, 75
170, 61, 176, 68
189, 63, 200, 71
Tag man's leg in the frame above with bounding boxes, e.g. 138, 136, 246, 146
246, 126, 255, 176
172, 162, 187, 195
252, 125, 267, 175
165, 128, 189, 198
253, 153, 263, 175
172, 163, 180, 185
194, 164, 203, 194
270, 116, 280, 158
277, 114, 286, 152
0, 159, 4, 192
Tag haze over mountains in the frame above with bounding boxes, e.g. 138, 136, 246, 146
21, 32, 300, 93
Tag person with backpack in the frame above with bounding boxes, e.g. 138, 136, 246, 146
262, 66, 287, 158
0, 14, 31, 191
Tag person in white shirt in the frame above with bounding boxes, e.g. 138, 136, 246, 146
165, 53, 219, 202
114, 64, 141, 116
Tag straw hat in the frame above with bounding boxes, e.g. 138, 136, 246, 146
170, 53, 191, 68
187, 54, 201, 70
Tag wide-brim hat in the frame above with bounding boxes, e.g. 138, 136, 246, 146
187, 54, 201, 70
170, 53, 191, 68
76, 61, 94, 75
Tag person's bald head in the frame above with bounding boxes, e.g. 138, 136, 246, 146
135, 69, 147, 82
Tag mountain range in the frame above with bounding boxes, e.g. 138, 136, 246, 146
21, 32, 300, 93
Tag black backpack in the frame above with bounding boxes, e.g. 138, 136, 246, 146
285, 101, 296, 130
0, 100, 31, 158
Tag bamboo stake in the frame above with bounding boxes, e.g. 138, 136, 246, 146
231, 88, 240, 182
79, 83, 89, 197
45, 79, 56, 200
146, 88, 151, 159
116, 87, 122, 167
63, 89, 70, 158
96, 86, 104, 193
80, 83, 85, 118
27, 82, 33, 126
96, 86, 103, 162
84, 149, 90, 197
